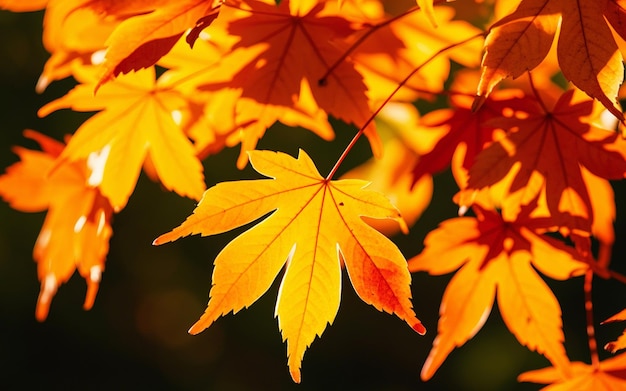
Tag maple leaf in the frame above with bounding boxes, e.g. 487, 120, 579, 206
33, 1, 120, 91
411, 87, 532, 184
158, 34, 335, 167
24, 1, 178, 91
477, 0, 625, 120
38, 65, 205, 210
519, 352, 626, 390
0, 130, 113, 321
198, 0, 382, 159
467, 88, 626, 237
409, 204, 587, 380
98, 0, 221, 85
348, 5, 483, 103
154, 149, 425, 383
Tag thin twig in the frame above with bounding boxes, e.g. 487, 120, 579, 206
325, 32, 485, 180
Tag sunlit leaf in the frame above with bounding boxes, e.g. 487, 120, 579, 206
155, 149, 425, 382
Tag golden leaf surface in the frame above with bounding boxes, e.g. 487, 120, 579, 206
478, 0, 625, 120
38, 66, 205, 210
155, 149, 425, 382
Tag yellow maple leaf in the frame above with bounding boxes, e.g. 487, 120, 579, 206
154, 149, 425, 383
38, 65, 205, 210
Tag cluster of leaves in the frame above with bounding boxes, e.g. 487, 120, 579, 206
3, 0, 626, 388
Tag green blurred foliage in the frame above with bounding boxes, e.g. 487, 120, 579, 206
1, 8, 625, 391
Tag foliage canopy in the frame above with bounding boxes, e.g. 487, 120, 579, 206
3, 0, 626, 388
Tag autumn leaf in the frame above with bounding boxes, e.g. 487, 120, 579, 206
199, 0, 381, 159
477, 0, 625, 120
409, 204, 587, 380
38, 65, 205, 210
98, 0, 220, 85
154, 149, 425, 383
34, 0, 121, 91
347, 5, 483, 103
158, 34, 335, 167
519, 352, 626, 390
0, 130, 114, 321
411, 87, 532, 184
467, 88, 626, 237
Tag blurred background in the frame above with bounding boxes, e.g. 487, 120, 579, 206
1, 6, 626, 391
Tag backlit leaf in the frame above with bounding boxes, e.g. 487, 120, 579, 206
409, 204, 587, 380
38, 66, 205, 210
0, 130, 113, 320
155, 149, 424, 382
478, 0, 625, 120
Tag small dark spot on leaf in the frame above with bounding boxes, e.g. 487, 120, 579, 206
339, 202, 344, 206
318, 78, 328, 87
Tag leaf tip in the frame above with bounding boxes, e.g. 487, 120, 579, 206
604, 342, 618, 353
471, 94, 486, 112
83, 266, 102, 310
398, 216, 409, 235
289, 367, 302, 384
412, 321, 427, 335
187, 321, 206, 335
153, 232, 176, 246
420, 355, 435, 381
35, 274, 58, 322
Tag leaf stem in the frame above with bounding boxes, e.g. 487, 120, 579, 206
584, 269, 601, 370
325, 32, 485, 180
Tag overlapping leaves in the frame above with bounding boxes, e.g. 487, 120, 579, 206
409, 203, 587, 380
2, 0, 626, 388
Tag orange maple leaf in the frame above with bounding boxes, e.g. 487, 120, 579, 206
17, 1, 173, 91
411, 88, 532, 184
477, 0, 625, 120
519, 352, 626, 390
38, 65, 205, 210
467, 88, 626, 237
347, 5, 482, 103
0, 130, 113, 321
98, 0, 220, 85
409, 203, 587, 380
198, 0, 381, 159
154, 149, 425, 383
158, 35, 335, 168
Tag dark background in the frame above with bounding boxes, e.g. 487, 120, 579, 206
1, 8, 626, 391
